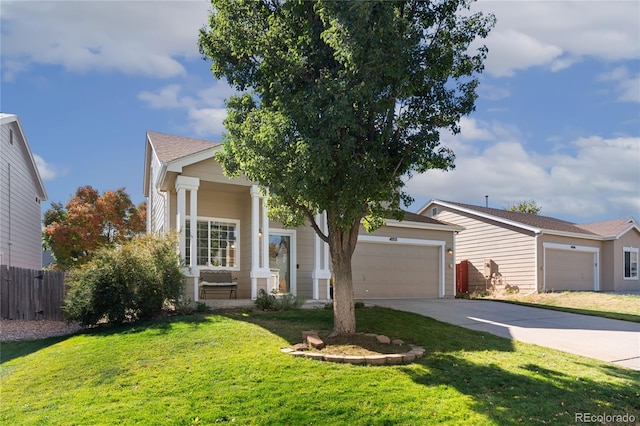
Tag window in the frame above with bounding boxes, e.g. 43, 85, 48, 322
186, 218, 239, 269
623, 247, 638, 280
431, 207, 438, 217
9, 128, 13, 145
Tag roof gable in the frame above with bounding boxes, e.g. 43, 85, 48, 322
422, 200, 599, 237
147, 131, 219, 163
577, 217, 639, 239
0, 113, 47, 200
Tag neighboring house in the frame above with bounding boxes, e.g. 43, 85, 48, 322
143, 131, 462, 302
0, 113, 48, 270
419, 200, 640, 294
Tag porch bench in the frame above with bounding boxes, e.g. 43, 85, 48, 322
199, 271, 238, 299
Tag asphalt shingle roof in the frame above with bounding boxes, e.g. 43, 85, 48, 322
147, 131, 219, 163
441, 201, 599, 236
576, 217, 637, 238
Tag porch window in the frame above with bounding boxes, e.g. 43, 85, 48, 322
186, 218, 239, 269
623, 247, 638, 280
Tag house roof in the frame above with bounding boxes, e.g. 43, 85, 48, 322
147, 131, 219, 163
421, 200, 605, 238
0, 113, 47, 200
577, 217, 639, 239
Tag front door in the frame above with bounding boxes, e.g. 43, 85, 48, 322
268, 230, 296, 294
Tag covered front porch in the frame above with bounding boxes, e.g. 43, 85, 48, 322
174, 175, 332, 303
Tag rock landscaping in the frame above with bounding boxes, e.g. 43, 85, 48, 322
281, 330, 425, 366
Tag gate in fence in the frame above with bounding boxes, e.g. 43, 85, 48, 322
0, 265, 66, 321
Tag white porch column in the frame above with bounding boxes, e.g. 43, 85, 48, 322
250, 185, 260, 299
312, 211, 332, 300
176, 186, 186, 262
261, 193, 270, 270
176, 176, 200, 299
250, 185, 271, 299
189, 185, 199, 300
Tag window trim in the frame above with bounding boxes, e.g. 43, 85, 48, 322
623, 246, 639, 280
186, 216, 240, 271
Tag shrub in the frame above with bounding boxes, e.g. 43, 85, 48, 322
273, 292, 304, 311
64, 234, 184, 326
254, 289, 304, 311
254, 289, 276, 310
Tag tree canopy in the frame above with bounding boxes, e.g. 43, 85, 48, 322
43, 186, 146, 269
506, 200, 542, 215
199, 0, 494, 334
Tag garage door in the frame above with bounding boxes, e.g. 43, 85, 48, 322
352, 242, 440, 298
545, 249, 595, 291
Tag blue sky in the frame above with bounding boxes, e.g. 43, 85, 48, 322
1, 0, 639, 224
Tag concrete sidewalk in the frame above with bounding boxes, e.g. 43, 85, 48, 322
370, 299, 640, 370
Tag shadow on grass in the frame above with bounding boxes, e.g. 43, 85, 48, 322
400, 355, 640, 425
0, 314, 216, 364
226, 306, 516, 354
226, 306, 640, 422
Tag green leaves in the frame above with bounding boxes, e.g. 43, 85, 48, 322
199, 0, 494, 333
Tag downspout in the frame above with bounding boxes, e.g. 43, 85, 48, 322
525, 232, 540, 296
7, 163, 11, 267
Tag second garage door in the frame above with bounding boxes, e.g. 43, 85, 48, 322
545, 248, 595, 291
352, 242, 441, 298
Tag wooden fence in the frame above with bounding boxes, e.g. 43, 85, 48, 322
0, 265, 66, 321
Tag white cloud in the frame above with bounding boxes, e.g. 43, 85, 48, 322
406, 120, 640, 222
598, 67, 640, 103
474, 1, 640, 77
0, 1, 210, 80
481, 30, 562, 77
188, 108, 228, 136
33, 154, 66, 181
138, 81, 236, 136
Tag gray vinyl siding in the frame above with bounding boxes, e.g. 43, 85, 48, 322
435, 208, 536, 293
0, 121, 44, 269
148, 150, 167, 235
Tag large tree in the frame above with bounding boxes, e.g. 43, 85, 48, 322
43, 186, 146, 269
199, 0, 494, 335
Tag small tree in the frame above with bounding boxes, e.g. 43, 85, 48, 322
43, 186, 146, 269
506, 200, 541, 215
64, 234, 183, 326
199, 0, 494, 335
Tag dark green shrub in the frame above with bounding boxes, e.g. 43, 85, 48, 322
64, 234, 183, 326
254, 289, 276, 310
254, 289, 303, 311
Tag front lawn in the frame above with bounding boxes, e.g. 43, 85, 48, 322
480, 291, 640, 323
2, 308, 638, 425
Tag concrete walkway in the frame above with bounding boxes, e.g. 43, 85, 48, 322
369, 299, 640, 370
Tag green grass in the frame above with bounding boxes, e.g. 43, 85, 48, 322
481, 291, 640, 323
2, 308, 639, 425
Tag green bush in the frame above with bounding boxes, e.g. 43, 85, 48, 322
254, 289, 276, 310
254, 289, 303, 311
64, 234, 184, 326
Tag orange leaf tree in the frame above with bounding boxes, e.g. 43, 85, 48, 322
43, 186, 146, 269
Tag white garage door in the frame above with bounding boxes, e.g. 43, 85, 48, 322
352, 242, 440, 298
545, 249, 595, 291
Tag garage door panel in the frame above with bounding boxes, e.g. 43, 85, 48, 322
352, 243, 440, 298
546, 249, 594, 291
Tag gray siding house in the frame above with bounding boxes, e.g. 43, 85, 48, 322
0, 114, 48, 269
420, 200, 640, 294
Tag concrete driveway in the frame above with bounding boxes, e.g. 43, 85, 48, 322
369, 299, 640, 370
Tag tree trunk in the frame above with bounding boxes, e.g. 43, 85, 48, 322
327, 216, 361, 336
